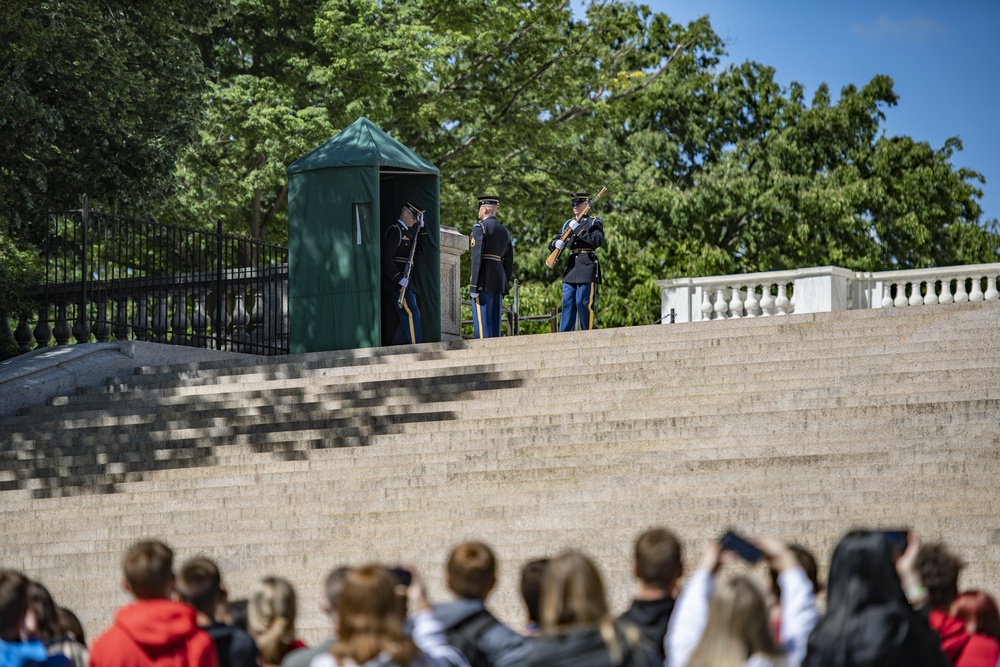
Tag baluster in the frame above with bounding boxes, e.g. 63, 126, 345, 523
882, 285, 894, 308
250, 290, 265, 352
151, 293, 169, 343
908, 281, 924, 306
113, 297, 130, 340
14, 317, 34, 353
759, 285, 775, 316
939, 279, 954, 305
700, 290, 713, 321
729, 286, 743, 319
212, 289, 230, 349
970, 275, 985, 301
71, 301, 91, 344
53, 304, 72, 345
744, 285, 759, 317
33, 305, 52, 349
191, 292, 209, 348
93, 300, 112, 342
713, 289, 729, 319
923, 280, 939, 306
0, 311, 12, 348
893, 283, 909, 307
232, 291, 249, 351
954, 277, 969, 303
985, 276, 999, 301
775, 284, 790, 315
132, 298, 150, 341
170, 289, 190, 345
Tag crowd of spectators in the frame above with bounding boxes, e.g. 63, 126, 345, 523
2, 528, 998, 667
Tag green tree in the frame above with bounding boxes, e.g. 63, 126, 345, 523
0, 0, 223, 230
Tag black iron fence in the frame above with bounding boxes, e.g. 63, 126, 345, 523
11, 196, 288, 355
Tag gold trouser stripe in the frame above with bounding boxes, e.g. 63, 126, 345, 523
401, 294, 416, 344
587, 282, 596, 330
473, 297, 484, 339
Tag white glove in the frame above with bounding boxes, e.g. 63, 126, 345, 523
554, 239, 565, 250
469, 290, 479, 300
418, 212, 425, 227
399, 277, 409, 288
569, 220, 581, 232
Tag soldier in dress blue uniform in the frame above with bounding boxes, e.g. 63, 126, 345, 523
548, 192, 604, 331
381, 200, 427, 345
469, 194, 514, 338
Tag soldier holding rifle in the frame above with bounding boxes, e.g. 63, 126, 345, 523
469, 195, 514, 339
548, 192, 605, 331
381, 201, 427, 345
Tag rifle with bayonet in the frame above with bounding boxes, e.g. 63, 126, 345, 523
397, 220, 421, 308
545, 186, 608, 268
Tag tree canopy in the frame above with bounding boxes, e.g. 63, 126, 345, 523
2, 0, 997, 328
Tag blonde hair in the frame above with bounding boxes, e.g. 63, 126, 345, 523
332, 565, 415, 667
248, 576, 298, 667
688, 576, 784, 667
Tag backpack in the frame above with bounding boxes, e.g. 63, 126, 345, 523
445, 609, 499, 667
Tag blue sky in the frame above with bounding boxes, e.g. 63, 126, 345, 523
635, 0, 1000, 225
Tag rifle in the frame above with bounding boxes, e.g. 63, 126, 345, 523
545, 186, 608, 268
397, 223, 420, 308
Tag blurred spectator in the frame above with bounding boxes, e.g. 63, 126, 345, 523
25, 581, 87, 667
667, 537, 817, 667
177, 557, 259, 667
282, 567, 349, 667
311, 564, 464, 667
952, 591, 1000, 642
433, 542, 527, 667
226, 599, 249, 633
55, 607, 87, 664
518, 560, 548, 637
802, 531, 947, 667
619, 527, 683, 660
524, 550, 657, 667
767, 544, 822, 643
0, 570, 71, 667
87, 539, 218, 667
249, 577, 306, 667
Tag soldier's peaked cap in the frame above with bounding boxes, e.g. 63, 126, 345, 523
404, 200, 425, 215
570, 192, 590, 204
476, 195, 500, 206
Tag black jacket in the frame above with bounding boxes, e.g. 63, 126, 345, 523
548, 216, 603, 284
470, 215, 514, 295
618, 597, 674, 661
382, 221, 427, 293
524, 622, 657, 667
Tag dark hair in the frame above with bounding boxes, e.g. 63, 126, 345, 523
915, 542, 963, 610
27, 581, 63, 641
447, 542, 497, 600
951, 590, 1000, 642
0, 570, 29, 638
177, 557, 222, 616
123, 540, 174, 600
804, 531, 912, 666
324, 567, 350, 614
520, 559, 549, 624
57, 606, 86, 644
770, 544, 822, 600
228, 599, 249, 632
634, 528, 683, 589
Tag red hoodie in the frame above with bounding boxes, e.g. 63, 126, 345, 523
88, 599, 218, 667
929, 609, 1000, 667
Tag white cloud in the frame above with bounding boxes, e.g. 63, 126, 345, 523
852, 14, 950, 42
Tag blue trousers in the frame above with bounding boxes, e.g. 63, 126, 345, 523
472, 292, 502, 338
560, 282, 597, 332
392, 289, 423, 345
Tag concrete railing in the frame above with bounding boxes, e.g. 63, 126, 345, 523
659, 263, 1000, 323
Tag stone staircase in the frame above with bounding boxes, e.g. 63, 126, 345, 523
1, 302, 999, 643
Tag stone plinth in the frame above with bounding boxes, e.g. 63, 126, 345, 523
439, 226, 469, 339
